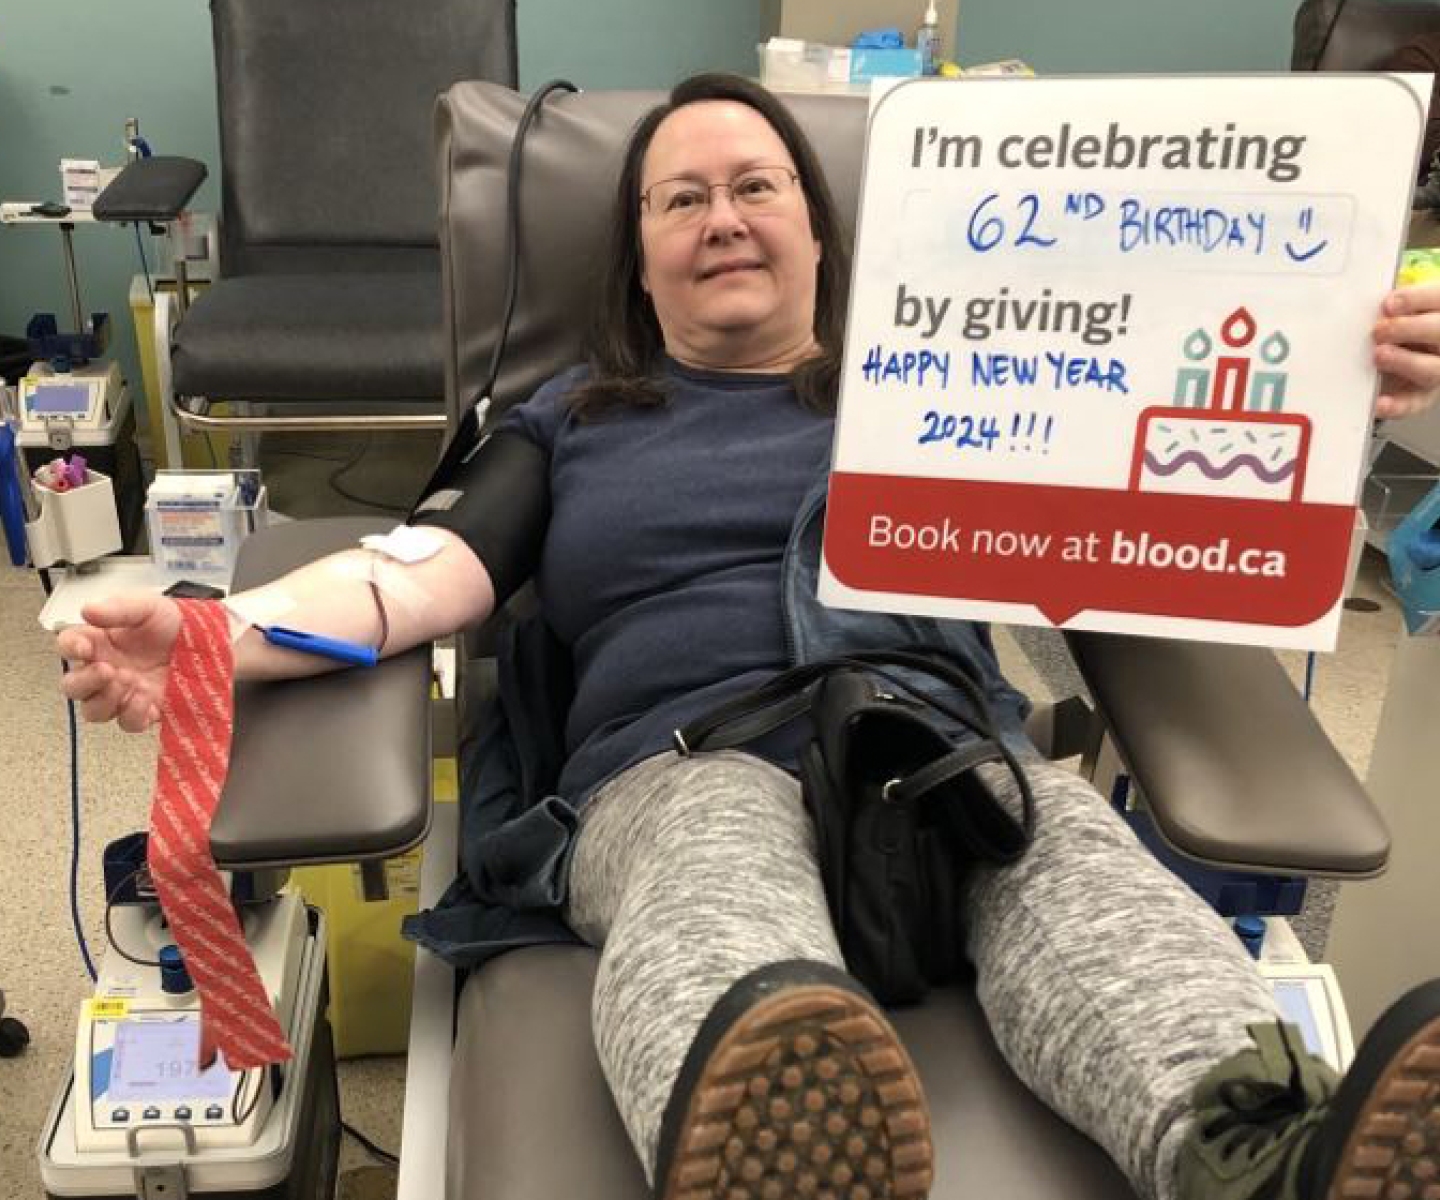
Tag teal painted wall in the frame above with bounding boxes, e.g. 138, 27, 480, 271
0, 2, 219, 393
0, 0, 767, 397
517, 1, 766, 89
955, 0, 1296, 74
0, 0, 1295, 404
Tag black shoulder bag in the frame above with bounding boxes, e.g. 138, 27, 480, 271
673, 648, 1035, 1006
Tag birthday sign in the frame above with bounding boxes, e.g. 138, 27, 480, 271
820, 75, 1424, 649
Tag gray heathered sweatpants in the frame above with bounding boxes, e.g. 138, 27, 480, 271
565, 748, 1282, 1199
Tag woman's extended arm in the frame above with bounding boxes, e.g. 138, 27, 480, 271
56, 528, 495, 730
227, 527, 495, 679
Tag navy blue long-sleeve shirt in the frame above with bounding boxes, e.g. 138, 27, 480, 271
495, 358, 835, 803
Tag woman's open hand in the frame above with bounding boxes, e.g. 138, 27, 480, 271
56, 594, 183, 732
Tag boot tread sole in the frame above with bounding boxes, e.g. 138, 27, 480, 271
659, 983, 933, 1200
1330, 1021, 1440, 1200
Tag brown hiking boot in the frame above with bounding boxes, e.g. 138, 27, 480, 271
652, 961, 933, 1200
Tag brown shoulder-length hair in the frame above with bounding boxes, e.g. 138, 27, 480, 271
566, 73, 850, 419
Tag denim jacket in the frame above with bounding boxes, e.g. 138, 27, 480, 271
402, 473, 1032, 969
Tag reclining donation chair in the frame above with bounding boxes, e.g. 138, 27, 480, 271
137, 0, 517, 466
213, 85, 1391, 1199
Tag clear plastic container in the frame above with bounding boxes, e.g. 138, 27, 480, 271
1364, 471, 1439, 544
758, 40, 853, 92
27, 469, 123, 567
144, 467, 266, 581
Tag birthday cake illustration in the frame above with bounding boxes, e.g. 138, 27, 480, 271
1129, 307, 1312, 503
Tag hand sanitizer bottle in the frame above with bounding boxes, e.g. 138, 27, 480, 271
916, 0, 942, 75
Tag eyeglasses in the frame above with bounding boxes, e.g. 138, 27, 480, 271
640, 165, 801, 227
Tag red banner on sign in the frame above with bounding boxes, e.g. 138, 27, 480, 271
824, 472, 1354, 627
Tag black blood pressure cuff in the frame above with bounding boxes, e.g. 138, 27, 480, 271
409, 430, 550, 605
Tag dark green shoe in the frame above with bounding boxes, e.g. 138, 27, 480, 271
1178, 979, 1440, 1200
1177, 1021, 1337, 1199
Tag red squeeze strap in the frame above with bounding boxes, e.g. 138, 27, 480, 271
145, 598, 293, 1070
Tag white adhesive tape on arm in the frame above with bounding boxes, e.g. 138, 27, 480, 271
222, 590, 297, 642
360, 525, 445, 565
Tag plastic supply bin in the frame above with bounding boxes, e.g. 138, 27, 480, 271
145, 468, 265, 581
759, 39, 854, 91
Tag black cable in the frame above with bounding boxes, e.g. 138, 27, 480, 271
262, 433, 406, 511
265, 441, 389, 507
1308, 0, 1351, 71
103, 864, 162, 968
67, 680, 96, 980
232, 1066, 265, 1125
341, 1118, 399, 1166
47, 568, 98, 982
415, 78, 581, 511
266, 447, 354, 464
480, 79, 581, 421
231, 1070, 248, 1125
62, 661, 99, 982
326, 432, 408, 513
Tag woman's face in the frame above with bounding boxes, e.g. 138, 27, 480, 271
638, 100, 821, 371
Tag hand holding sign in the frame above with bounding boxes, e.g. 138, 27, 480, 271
821, 75, 1424, 650
1375, 280, 1440, 418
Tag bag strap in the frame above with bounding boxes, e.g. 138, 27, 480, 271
670, 664, 828, 755
675, 645, 1037, 844
885, 736, 1032, 861
675, 646, 996, 754
881, 739, 1001, 806
842, 648, 999, 736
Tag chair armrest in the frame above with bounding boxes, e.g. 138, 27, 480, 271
92, 156, 207, 223
211, 518, 432, 870
1064, 631, 1390, 878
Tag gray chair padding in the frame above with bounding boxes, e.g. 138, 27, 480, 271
450, 946, 1133, 1200
211, 518, 432, 868
92, 157, 208, 223
172, 0, 516, 406
1067, 633, 1389, 877
213, 0, 517, 257
173, 269, 445, 402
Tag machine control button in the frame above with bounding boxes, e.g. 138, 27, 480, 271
142, 1107, 162, 1120
204, 1105, 224, 1120
111, 1108, 130, 1123
174, 1106, 192, 1121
